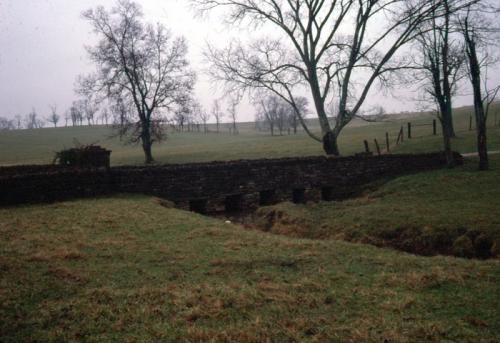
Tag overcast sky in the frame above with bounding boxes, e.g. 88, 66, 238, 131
0, 0, 498, 122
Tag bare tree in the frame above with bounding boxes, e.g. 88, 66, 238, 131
14, 115, 22, 129
70, 101, 84, 126
81, 96, 99, 126
198, 105, 211, 133
47, 104, 60, 128
101, 108, 110, 126
0, 117, 15, 131
413, 0, 466, 166
63, 110, 70, 127
256, 95, 279, 135
211, 99, 224, 133
459, 4, 499, 170
78, 0, 195, 163
173, 102, 192, 132
193, 0, 475, 155
25, 108, 44, 129
226, 95, 239, 135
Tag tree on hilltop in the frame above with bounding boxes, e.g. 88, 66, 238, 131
78, 0, 195, 163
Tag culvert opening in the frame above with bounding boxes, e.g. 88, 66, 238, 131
322, 187, 334, 201
225, 194, 243, 213
189, 199, 208, 214
292, 189, 306, 204
259, 190, 276, 206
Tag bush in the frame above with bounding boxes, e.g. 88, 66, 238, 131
54, 145, 111, 168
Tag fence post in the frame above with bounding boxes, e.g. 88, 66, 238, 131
364, 140, 370, 153
400, 126, 404, 143
396, 127, 403, 145
469, 116, 473, 131
433, 119, 437, 135
385, 132, 390, 152
407, 122, 412, 139
374, 139, 381, 156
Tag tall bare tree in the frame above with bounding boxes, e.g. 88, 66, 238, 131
48, 104, 60, 128
101, 108, 110, 126
226, 95, 240, 135
211, 99, 224, 133
70, 101, 83, 126
14, 114, 22, 129
81, 96, 99, 126
413, 0, 465, 166
173, 101, 192, 132
198, 105, 211, 133
459, 4, 499, 170
79, 0, 195, 163
193, 0, 475, 155
25, 108, 43, 129
256, 95, 280, 136
0, 117, 15, 130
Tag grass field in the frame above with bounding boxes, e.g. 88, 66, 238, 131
1, 193, 499, 342
0, 103, 499, 166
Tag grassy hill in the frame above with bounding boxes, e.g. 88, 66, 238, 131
0, 103, 499, 166
1, 192, 499, 341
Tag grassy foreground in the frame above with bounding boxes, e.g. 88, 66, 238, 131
1, 194, 499, 341
254, 156, 500, 259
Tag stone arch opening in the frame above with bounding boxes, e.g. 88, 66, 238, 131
225, 194, 243, 213
292, 188, 306, 204
321, 187, 334, 201
259, 190, 276, 206
189, 199, 208, 214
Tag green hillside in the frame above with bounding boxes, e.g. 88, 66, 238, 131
1, 190, 499, 341
0, 103, 499, 166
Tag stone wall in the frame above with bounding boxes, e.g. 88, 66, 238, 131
0, 152, 463, 211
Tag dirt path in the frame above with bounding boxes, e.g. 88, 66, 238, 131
462, 150, 500, 158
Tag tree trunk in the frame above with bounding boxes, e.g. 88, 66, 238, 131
465, 28, 488, 170
141, 124, 154, 164
477, 117, 488, 170
323, 131, 339, 156
440, 119, 455, 167
442, 106, 456, 138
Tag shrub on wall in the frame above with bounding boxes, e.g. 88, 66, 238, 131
53, 145, 111, 168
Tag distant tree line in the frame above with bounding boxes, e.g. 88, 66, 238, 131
254, 95, 308, 135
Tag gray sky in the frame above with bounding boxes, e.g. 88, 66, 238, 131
0, 0, 498, 122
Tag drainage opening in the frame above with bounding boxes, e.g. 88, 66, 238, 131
292, 189, 306, 204
225, 194, 243, 213
321, 187, 334, 201
189, 199, 208, 214
259, 190, 276, 206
